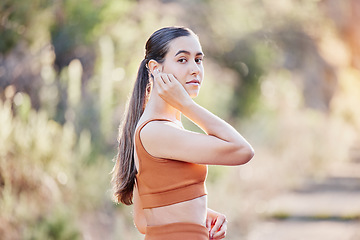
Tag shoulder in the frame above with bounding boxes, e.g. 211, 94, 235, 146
138, 120, 192, 159
140, 120, 183, 141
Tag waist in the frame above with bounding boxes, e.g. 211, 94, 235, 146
144, 195, 207, 227
140, 181, 207, 209
145, 222, 209, 240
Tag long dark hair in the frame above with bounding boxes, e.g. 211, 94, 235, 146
111, 27, 194, 205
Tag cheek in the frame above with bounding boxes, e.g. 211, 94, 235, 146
171, 68, 186, 82
163, 62, 180, 75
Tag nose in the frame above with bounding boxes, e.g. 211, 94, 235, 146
190, 60, 200, 76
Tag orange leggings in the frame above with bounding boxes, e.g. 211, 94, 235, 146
145, 222, 209, 240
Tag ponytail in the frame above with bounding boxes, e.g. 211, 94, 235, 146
111, 59, 149, 205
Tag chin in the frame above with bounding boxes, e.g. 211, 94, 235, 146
189, 92, 200, 98
186, 87, 201, 98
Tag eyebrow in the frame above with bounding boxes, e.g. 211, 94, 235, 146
174, 50, 204, 57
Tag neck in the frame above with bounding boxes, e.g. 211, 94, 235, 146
142, 86, 182, 123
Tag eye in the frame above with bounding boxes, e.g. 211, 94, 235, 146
178, 58, 187, 63
195, 58, 203, 64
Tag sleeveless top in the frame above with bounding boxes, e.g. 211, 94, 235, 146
134, 119, 208, 209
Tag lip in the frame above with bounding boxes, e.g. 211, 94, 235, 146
186, 79, 201, 85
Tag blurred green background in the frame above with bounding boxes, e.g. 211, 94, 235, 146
1, 0, 360, 239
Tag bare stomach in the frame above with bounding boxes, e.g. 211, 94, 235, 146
144, 195, 207, 226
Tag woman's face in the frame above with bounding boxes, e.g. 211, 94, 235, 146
161, 35, 204, 98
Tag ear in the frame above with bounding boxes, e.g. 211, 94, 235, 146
148, 60, 161, 76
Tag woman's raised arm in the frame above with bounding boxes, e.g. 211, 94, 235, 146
140, 110, 253, 166
140, 71, 254, 165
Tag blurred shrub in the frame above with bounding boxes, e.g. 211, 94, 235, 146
0, 95, 112, 239
0, 0, 52, 53
25, 209, 80, 240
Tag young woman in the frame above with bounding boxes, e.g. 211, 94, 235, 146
112, 27, 254, 240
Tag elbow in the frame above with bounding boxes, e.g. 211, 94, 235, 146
244, 146, 255, 164
233, 145, 255, 166
217, 142, 254, 166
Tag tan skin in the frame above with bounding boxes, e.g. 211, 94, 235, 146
133, 35, 254, 239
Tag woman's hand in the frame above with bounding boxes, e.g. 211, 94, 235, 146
153, 69, 193, 111
206, 208, 227, 239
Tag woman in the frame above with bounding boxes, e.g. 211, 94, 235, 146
112, 27, 254, 240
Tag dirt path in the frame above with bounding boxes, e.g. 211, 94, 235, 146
246, 149, 360, 240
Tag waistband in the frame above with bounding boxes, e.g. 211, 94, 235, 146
145, 222, 209, 240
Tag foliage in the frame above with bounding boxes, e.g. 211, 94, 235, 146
25, 209, 81, 240
0, 0, 359, 239
0, 0, 52, 53
0, 96, 112, 239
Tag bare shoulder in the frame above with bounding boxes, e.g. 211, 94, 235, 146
139, 120, 199, 159
139, 120, 186, 144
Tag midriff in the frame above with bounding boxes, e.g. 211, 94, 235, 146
144, 195, 207, 227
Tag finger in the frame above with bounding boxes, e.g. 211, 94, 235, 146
212, 222, 227, 239
160, 73, 171, 84
153, 71, 165, 86
210, 216, 226, 238
212, 230, 226, 239
158, 74, 166, 84
167, 73, 178, 83
152, 68, 160, 78
206, 218, 212, 231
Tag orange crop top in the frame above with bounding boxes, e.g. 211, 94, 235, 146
134, 119, 208, 209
